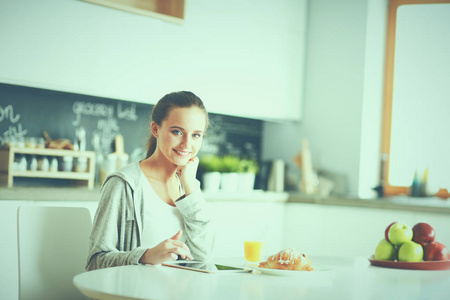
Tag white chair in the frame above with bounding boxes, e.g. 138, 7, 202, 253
17, 206, 92, 300
0, 203, 21, 300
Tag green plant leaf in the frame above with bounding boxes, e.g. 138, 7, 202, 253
199, 155, 222, 172
238, 159, 260, 174
220, 155, 241, 173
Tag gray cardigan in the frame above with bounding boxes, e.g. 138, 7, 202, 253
86, 162, 213, 271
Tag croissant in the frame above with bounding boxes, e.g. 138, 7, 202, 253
258, 248, 314, 271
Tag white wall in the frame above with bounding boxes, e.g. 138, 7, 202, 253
263, 0, 388, 198
0, 0, 306, 121
0, 0, 389, 197
358, 0, 388, 198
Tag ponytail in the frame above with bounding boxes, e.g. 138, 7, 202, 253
146, 135, 157, 159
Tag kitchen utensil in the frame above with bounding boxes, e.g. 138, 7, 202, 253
114, 135, 129, 169
76, 127, 86, 151
99, 153, 117, 184
300, 139, 318, 194
91, 133, 103, 184
268, 159, 285, 192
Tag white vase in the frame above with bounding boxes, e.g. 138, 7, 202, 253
238, 173, 256, 192
220, 172, 239, 192
202, 172, 221, 192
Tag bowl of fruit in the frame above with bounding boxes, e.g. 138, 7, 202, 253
369, 222, 450, 270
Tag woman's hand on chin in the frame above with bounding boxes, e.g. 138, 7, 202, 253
177, 156, 200, 195
139, 230, 193, 265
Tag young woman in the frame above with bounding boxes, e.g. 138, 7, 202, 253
86, 91, 213, 271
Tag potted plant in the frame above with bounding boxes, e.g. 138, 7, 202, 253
238, 159, 259, 191
219, 155, 241, 192
199, 155, 222, 192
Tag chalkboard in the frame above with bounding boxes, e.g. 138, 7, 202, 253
0, 82, 262, 163
0, 83, 152, 160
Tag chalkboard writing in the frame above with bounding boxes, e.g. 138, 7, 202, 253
0, 83, 151, 158
0, 83, 262, 163
0, 104, 28, 144
70, 100, 140, 154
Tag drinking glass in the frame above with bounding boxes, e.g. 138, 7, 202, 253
243, 224, 267, 267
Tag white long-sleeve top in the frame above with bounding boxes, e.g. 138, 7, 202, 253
86, 161, 213, 271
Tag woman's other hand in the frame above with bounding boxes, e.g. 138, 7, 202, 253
177, 156, 200, 195
139, 230, 193, 265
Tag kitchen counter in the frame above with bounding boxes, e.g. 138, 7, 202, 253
288, 193, 450, 214
1, 186, 449, 214
0, 186, 101, 201
0, 186, 289, 203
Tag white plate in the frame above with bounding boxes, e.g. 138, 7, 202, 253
255, 267, 333, 277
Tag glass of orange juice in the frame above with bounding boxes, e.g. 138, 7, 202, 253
243, 225, 267, 267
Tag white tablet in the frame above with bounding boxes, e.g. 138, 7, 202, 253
162, 261, 251, 273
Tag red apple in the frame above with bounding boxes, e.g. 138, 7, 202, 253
385, 222, 397, 243
424, 242, 450, 261
412, 222, 436, 247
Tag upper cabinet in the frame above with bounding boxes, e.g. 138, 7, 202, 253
0, 0, 307, 121
80, 0, 186, 24
177, 1, 307, 121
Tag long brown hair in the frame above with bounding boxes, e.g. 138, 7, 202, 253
146, 91, 209, 158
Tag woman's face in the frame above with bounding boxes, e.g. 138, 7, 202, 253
153, 106, 206, 166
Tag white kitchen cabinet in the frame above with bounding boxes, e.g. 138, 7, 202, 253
283, 203, 325, 256
152, 0, 307, 121
317, 205, 414, 257
207, 201, 286, 259
0, 0, 306, 121
284, 203, 450, 258
182, 0, 307, 121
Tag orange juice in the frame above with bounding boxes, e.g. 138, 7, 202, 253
244, 241, 265, 262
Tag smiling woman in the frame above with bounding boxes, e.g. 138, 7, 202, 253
86, 91, 213, 271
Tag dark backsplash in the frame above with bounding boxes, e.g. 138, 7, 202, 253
0, 83, 263, 185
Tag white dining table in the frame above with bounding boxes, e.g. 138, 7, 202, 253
73, 256, 450, 300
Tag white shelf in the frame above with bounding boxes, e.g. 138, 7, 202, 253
10, 171, 92, 180
0, 147, 95, 189
11, 147, 94, 157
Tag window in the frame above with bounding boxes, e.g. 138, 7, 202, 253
381, 0, 450, 198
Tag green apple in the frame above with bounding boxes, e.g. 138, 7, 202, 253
374, 239, 397, 260
398, 241, 423, 262
388, 223, 413, 245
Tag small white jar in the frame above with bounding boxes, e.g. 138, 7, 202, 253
62, 156, 74, 172
29, 156, 38, 171
50, 157, 58, 172
76, 157, 88, 172
19, 156, 27, 171
40, 157, 50, 171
